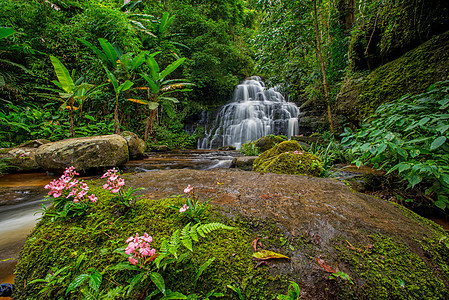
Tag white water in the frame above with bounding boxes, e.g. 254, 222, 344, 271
199, 76, 300, 149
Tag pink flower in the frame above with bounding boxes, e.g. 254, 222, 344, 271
128, 256, 138, 265
88, 194, 98, 203
73, 199, 79, 204
184, 185, 192, 194
179, 204, 189, 213
142, 233, 152, 243
139, 246, 156, 256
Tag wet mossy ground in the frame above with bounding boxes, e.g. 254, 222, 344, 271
333, 234, 449, 299
13, 181, 291, 299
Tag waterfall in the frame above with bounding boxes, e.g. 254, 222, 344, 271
198, 76, 300, 149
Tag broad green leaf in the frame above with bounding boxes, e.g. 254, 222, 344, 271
66, 274, 89, 294
150, 272, 165, 294
105, 68, 118, 92
253, 250, 290, 260
440, 174, 449, 187
434, 200, 447, 210
131, 51, 148, 71
407, 174, 422, 188
436, 124, 449, 134
431, 136, 447, 150
99, 38, 118, 69
118, 80, 134, 93
146, 56, 160, 80
110, 262, 140, 271
160, 290, 187, 300
88, 271, 102, 291
140, 73, 159, 94
160, 58, 186, 80
417, 117, 430, 126
50, 56, 74, 93
148, 102, 159, 110
0, 27, 15, 39
398, 162, 411, 173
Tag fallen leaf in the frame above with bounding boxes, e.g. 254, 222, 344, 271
251, 238, 259, 251
253, 250, 290, 260
316, 258, 336, 273
217, 182, 224, 185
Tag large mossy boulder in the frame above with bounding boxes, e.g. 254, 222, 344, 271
349, 0, 449, 71
14, 169, 449, 299
337, 30, 449, 126
0, 140, 50, 172
253, 140, 323, 176
35, 135, 129, 172
255, 135, 287, 153
119, 131, 146, 160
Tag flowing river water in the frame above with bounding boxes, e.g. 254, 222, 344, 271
0, 150, 239, 287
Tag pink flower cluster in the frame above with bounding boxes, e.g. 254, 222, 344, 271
125, 233, 157, 266
184, 184, 193, 194
179, 204, 189, 213
285, 150, 304, 155
44, 166, 97, 203
101, 168, 125, 193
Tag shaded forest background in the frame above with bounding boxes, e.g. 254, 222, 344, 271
1, 0, 448, 147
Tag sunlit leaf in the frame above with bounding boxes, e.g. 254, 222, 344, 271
431, 136, 447, 150
253, 250, 290, 260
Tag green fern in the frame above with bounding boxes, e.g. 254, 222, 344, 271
155, 222, 234, 269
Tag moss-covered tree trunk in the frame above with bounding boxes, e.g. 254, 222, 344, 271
313, 0, 334, 132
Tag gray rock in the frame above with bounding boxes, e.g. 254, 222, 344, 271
120, 131, 146, 160
230, 156, 258, 171
0, 147, 41, 172
35, 135, 129, 172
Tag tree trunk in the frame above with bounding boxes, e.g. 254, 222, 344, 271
313, 0, 334, 133
69, 101, 75, 138
144, 109, 156, 141
114, 95, 120, 134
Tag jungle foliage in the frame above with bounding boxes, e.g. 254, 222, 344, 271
0, 0, 256, 147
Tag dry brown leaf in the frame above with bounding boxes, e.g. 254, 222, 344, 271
316, 257, 336, 273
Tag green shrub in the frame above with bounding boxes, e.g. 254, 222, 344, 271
239, 140, 260, 156
341, 80, 449, 209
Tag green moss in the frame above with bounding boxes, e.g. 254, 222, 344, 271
334, 234, 449, 299
13, 182, 290, 299
341, 30, 449, 123
253, 141, 323, 176
255, 135, 287, 153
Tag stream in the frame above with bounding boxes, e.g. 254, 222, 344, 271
0, 150, 239, 284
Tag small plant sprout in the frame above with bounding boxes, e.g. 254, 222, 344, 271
169, 184, 213, 223
101, 168, 144, 207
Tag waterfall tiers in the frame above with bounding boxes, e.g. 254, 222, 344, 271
199, 76, 300, 149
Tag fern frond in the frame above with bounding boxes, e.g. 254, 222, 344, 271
199, 223, 235, 235
189, 223, 200, 242
181, 223, 193, 251
169, 230, 180, 259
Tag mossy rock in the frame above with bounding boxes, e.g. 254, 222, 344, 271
253, 140, 323, 176
337, 30, 449, 125
349, 0, 449, 71
13, 169, 449, 299
255, 135, 287, 153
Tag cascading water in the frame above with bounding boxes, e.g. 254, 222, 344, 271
198, 76, 300, 149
